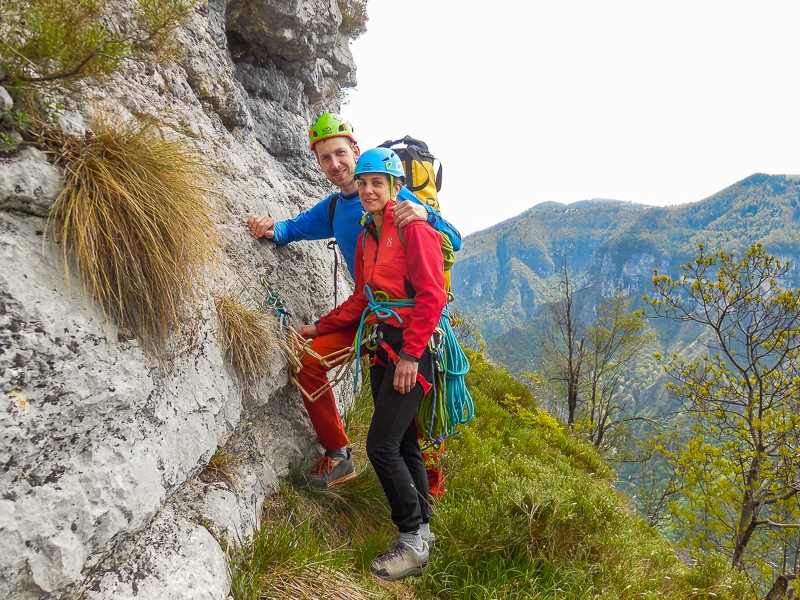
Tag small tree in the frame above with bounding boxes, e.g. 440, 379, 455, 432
541, 253, 590, 428
647, 243, 800, 590
0, 0, 194, 85
449, 307, 485, 354
581, 292, 658, 449
337, 0, 369, 40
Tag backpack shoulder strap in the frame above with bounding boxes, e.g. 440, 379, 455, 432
327, 192, 340, 231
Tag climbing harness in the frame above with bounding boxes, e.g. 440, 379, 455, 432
352, 286, 415, 388
351, 286, 474, 447
261, 278, 355, 403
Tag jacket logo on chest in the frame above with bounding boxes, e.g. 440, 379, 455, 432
385, 237, 393, 246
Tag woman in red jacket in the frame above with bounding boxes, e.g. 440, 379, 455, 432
296, 147, 447, 580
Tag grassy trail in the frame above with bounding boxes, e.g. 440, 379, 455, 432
229, 351, 747, 599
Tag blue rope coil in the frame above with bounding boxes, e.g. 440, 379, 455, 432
419, 305, 474, 447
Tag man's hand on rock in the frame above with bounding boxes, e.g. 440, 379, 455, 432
248, 215, 275, 239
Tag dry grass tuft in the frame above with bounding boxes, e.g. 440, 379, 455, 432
201, 448, 245, 488
48, 113, 219, 350
257, 563, 378, 600
215, 293, 278, 389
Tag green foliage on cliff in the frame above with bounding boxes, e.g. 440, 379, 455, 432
229, 352, 748, 599
0, 0, 195, 85
338, 0, 369, 40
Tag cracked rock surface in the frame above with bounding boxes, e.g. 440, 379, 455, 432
0, 0, 357, 597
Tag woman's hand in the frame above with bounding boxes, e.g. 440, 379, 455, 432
394, 358, 419, 395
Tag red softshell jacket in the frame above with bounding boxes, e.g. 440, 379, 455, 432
316, 201, 447, 359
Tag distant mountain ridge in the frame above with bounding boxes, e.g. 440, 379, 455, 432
451, 174, 800, 355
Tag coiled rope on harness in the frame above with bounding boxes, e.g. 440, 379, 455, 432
352, 285, 415, 388
352, 286, 474, 447
262, 278, 354, 403
417, 303, 474, 449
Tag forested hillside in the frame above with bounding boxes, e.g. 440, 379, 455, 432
451, 174, 800, 371
450, 174, 800, 598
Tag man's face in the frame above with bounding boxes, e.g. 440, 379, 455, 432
314, 137, 360, 189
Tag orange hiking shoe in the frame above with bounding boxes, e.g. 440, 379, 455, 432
304, 449, 356, 489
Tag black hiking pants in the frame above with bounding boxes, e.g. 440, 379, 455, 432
366, 325, 433, 533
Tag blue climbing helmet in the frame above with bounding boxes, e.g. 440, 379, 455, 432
354, 148, 406, 180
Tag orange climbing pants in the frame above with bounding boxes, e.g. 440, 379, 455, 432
298, 322, 448, 499
298, 322, 361, 451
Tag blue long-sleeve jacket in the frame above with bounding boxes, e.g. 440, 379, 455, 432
271, 187, 461, 278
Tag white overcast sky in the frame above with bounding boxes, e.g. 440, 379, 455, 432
342, 1, 800, 236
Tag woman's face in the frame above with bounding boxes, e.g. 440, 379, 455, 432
357, 173, 397, 213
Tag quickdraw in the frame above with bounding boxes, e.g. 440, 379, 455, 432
261, 278, 355, 404
261, 277, 292, 332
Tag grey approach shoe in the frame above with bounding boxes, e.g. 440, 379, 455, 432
370, 540, 429, 581
304, 449, 356, 489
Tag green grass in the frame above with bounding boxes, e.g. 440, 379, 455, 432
229, 350, 748, 599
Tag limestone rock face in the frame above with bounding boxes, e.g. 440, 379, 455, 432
0, 85, 12, 115
225, 0, 356, 102
0, 148, 63, 217
0, 0, 357, 597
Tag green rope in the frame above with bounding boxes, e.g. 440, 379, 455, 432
352, 285, 414, 389
417, 305, 474, 447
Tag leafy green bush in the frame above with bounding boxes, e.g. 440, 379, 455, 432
0, 107, 31, 152
0, 0, 195, 85
337, 0, 368, 41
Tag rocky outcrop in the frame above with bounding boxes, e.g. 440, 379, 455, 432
0, 0, 357, 598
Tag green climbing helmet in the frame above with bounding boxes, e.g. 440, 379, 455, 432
308, 113, 357, 150
354, 148, 406, 180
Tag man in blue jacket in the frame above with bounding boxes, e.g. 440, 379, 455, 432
248, 114, 460, 490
